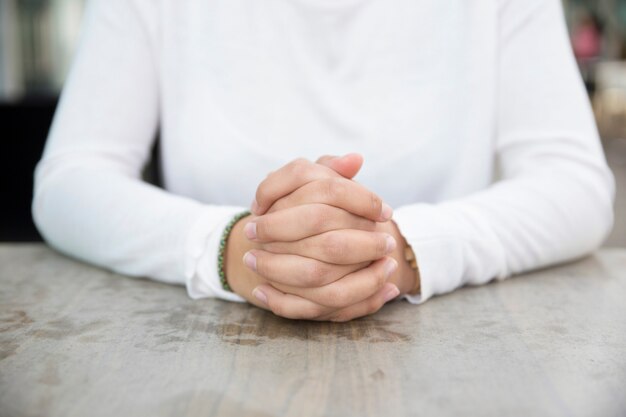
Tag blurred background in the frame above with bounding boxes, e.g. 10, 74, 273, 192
1, 0, 625, 245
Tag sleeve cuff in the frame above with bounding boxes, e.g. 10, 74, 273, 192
184, 205, 248, 303
392, 204, 467, 305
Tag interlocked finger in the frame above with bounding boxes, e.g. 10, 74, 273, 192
262, 229, 397, 264
253, 159, 340, 215
243, 249, 368, 287
270, 257, 397, 308
267, 177, 391, 222
320, 283, 400, 322
246, 204, 376, 243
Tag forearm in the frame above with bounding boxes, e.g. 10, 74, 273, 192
34, 166, 197, 282
33, 159, 252, 304
392, 162, 613, 305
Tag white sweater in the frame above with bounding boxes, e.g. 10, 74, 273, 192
33, 0, 615, 304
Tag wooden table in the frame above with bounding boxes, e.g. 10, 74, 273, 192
1, 244, 625, 417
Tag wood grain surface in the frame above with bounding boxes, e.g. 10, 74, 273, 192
1, 244, 625, 417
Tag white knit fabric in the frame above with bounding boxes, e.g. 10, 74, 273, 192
33, 0, 614, 305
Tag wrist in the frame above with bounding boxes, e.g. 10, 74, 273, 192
223, 214, 267, 306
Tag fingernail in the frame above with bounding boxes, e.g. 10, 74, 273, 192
253, 287, 268, 305
243, 251, 257, 271
385, 235, 396, 253
244, 222, 257, 240
380, 202, 393, 221
251, 199, 260, 214
383, 284, 400, 302
385, 258, 398, 278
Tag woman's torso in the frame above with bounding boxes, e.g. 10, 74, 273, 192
152, 0, 498, 207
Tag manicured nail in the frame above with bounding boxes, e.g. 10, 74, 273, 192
244, 222, 257, 240
251, 199, 260, 214
253, 287, 268, 305
385, 235, 396, 253
380, 202, 393, 221
243, 251, 257, 271
383, 284, 400, 302
385, 258, 398, 278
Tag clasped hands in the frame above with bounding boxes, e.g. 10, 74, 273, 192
225, 154, 416, 322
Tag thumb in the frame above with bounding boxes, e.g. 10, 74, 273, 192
315, 153, 364, 179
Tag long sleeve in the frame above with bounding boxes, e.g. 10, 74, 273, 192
32, 0, 246, 302
393, 0, 615, 304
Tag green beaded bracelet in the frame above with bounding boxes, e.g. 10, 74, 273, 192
218, 210, 251, 292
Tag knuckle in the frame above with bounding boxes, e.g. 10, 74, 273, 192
321, 232, 345, 261
269, 300, 286, 318
262, 241, 280, 254
254, 218, 269, 240
308, 204, 331, 232
316, 154, 332, 164
359, 219, 377, 232
325, 286, 348, 308
331, 313, 351, 323
375, 234, 389, 257
288, 158, 311, 179
254, 253, 270, 277
369, 191, 382, 217
307, 304, 325, 319
304, 261, 329, 286
373, 265, 387, 289
269, 197, 288, 213
322, 177, 346, 202
366, 297, 384, 315
292, 157, 309, 167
